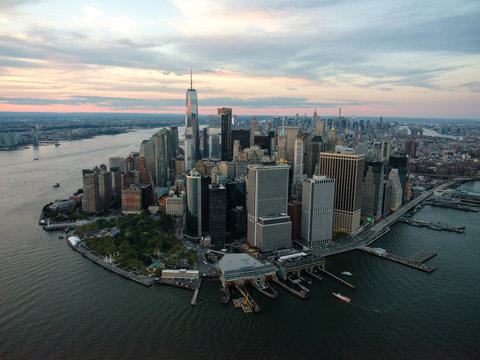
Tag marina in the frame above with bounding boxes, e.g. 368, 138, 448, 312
359, 246, 437, 273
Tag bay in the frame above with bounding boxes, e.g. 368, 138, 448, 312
0, 129, 478, 359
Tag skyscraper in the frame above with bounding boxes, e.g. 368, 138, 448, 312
380, 141, 392, 162
306, 136, 325, 177
247, 163, 292, 251
185, 71, 200, 161
139, 140, 155, 183
277, 124, 287, 161
82, 169, 100, 213
285, 126, 299, 163
361, 162, 384, 221
219, 107, 232, 161
301, 175, 335, 246
184, 139, 194, 173
152, 129, 170, 187
316, 152, 365, 235
292, 138, 304, 193
251, 116, 258, 146
209, 184, 226, 248
389, 168, 403, 210
186, 169, 202, 237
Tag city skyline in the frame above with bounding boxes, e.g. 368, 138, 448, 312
0, 1, 479, 118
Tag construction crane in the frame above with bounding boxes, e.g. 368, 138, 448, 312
243, 292, 249, 305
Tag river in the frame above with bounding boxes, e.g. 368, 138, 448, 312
0, 129, 478, 359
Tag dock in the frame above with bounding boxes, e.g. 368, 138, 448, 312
398, 218, 465, 233
271, 277, 308, 299
67, 239, 154, 286
318, 269, 356, 290
359, 246, 437, 273
235, 284, 260, 312
190, 278, 202, 306
425, 200, 478, 212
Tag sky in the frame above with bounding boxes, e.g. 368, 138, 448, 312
0, 0, 479, 118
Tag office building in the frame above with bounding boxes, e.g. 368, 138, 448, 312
305, 136, 325, 178
405, 140, 418, 159
184, 140, 194, 173
98, 170, 113, 209
316, 152, 365, 235
152, 129, 170, 187
251, 117, 258, 146
285, 126, 299, 163
139, 140, 156, 182
389, 169, 403, 210
219, 107, 232, 161
277, 125, 287, 161
389, 154, 408, 203
186, 170, 202, 237
292, 138, 304, 192
185, 74, 200, 161
287, 200, 302, 240
209, 184, 227, 248
247, 163, 292, 251
380, 141, 392, 162
301, 175, 335, 246
231, 129, 250, 152
361, 162, 384, 221
82, 169, 100, 213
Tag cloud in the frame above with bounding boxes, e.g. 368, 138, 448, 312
0, 95, 368, 110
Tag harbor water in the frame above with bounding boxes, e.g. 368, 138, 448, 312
0, 129, 479, 359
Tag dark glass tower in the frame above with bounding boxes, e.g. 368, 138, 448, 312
219, 107, 232, 161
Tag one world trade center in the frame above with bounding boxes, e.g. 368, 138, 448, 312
185, 70, 200, 161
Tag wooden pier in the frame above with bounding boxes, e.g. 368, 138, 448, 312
318, 269, 356, 290
398, 218, 465, 233
190, 278, 202, 306
359, 246, 437, 273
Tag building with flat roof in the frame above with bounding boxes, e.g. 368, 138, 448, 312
219, 253, 276, 287
301, 175, 335, 247
316, 152, 365, 235
247, 163, 292, 251
274, 251, 325, 280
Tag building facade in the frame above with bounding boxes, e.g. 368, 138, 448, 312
301, 175, 335, 246
247, 163, 292, 251
316, 152, 365, 235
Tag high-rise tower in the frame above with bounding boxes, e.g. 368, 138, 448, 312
185, 70, 200, 161
247, 163, 292, 251
316, 152, 365, 235
219, 107, 232, 161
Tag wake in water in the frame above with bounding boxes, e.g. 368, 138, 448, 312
349, 301, 400, 314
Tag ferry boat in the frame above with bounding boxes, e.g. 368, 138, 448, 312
52, 183, 60, 188
341, 271, 353, 276
332, 292, 351, 303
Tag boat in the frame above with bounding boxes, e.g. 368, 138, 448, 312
332, 292, 351, 303
341, 271, 353, 276
52, 183, 60, 188
33, 157, 39, 160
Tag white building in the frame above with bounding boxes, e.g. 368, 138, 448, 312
301, 175, 335, 246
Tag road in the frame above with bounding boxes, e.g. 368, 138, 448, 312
315, 179, 458, 257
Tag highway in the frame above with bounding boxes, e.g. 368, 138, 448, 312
315, 179, 459, 257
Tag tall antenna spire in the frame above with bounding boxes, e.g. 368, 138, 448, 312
190, 68, 193, 90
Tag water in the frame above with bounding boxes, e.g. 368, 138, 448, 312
1, 130, 479, 359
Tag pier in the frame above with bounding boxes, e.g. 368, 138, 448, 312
318, 269, 356, 290
235, 284, 260, 312
425, 200, 478, 212
271, 277, 308, 299
359, 246, 437, 273
190, 278, 202, 306
398, 218, 465, 233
